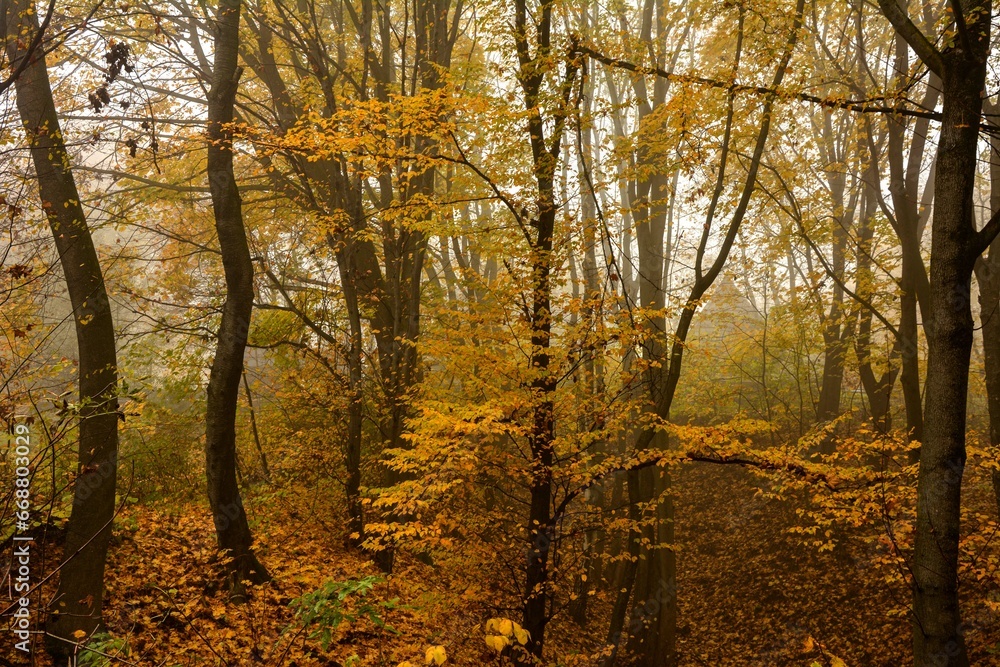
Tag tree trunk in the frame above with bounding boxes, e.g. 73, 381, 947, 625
570, 61, 605, 625
507, 0, 579, 657
884, 35, 939, 453
874, 4, 998, 664
910, 56, 981, 663
335, 197, 368, 549
515, 189, 560, 667
4, 0, 120, 655
976, 240, 1000, 515
976, 105, 1000, 516
242, 371, 270, 480
616, 0, 677, 657
814, 216, 850, 454
205, 0, 269, 592
618, 3, 803, 662
814, 112, 854, 445
366, 0, 453, 573
626, 159, 675, 664
854, 148, 899, 433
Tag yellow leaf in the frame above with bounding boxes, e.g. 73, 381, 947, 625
498, 618, 513, 636
425, 645, 447, 665
485, 635, 509, 652
512, 624, 530, 646
72, 629, 86, 640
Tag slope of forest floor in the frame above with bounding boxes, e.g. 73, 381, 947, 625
675, 465, 911, 666
8, 464, 1000, 666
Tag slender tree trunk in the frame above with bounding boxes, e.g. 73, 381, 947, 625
910, 55, 981, 663
618, 4, 803, 662
884, 35, 939, 452
369, 0, 453, 573
205, 0, 269, 592
242, 371, 270, 480
626, 160, 675, 664
856, 185, 899, 433
570, 65, 605, 624
814, 225, 849, 454
243, 16, 377, 552
617, 0, 677, 658
335, 198, 368, 549
515, 192, 561, 666
899, 252, 925, 447
874, 4, 998, 663
4, 0, 120, 655
815, 113, 854, 443
976, 242, 1000, 514
508, 0, 579, 657
816, 323, 847, 424
602, 472, 641, 667
976, 108, 1000, 515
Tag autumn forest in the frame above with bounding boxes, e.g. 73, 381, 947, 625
3, 0, 1000, 665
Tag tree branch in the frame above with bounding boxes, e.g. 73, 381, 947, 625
874, 0, 945, 77
575, 44, 943, 122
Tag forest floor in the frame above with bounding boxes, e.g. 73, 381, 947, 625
5, 464, 999, 666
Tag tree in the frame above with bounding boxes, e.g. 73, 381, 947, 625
237, 0, 462, 569
593, 2, 806, 663
975, 102, 1000, 512
873, 0, 1000, 663
204, 0, 270, 591
504, 0, 579, 657
3, 0, 120, 654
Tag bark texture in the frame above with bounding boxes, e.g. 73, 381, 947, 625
873, 0, 993, 662
4, 0, 120, 654
205, 0, 269, 591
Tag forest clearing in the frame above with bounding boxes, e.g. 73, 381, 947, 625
3, 0, 1000, 665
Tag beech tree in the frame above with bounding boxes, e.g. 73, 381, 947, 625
874, 0, 1000, 663
204, 0, 270, 590
3, 0, 120, 653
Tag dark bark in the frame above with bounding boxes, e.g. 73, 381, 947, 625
3, 0, 120, 655
245, 0, 457, 573
884, 36, 939, 451
977, 234, 1000, 518
370, 0, 453, 573
979, 262, 1000, 514
570, 58, 605, 625
874, 1, 992, 663
815, 288, 848, 426
334, 193, 369, 549
506, 0, 579, 658
909, 55, 980, 664
243, 13, 373, 553
204, 0, 269, 592
602, 472, 641, 667
975, 104, 1000, 522
515, 143, 563, 667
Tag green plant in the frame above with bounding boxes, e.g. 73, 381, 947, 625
77, 633, 130, 667
287, 576, 399, 650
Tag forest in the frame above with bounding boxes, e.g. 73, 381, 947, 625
3, 0, 1000, 664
